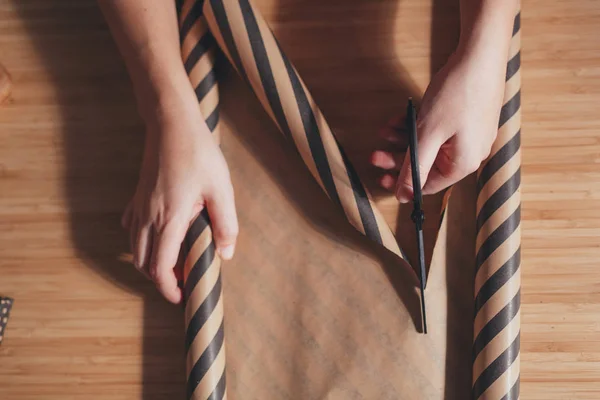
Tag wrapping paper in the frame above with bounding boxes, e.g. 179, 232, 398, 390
472, 11, 522, 400
0, 297, 14, 345
178, 1, 227, 399
177, 0, 522, 398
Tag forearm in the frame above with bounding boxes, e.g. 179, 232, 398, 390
98, 0, 197, 122
458, 0, 519, 63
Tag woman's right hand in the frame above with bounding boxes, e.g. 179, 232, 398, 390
122, 99, 238, 304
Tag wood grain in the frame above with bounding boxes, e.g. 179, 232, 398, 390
0, 0, 598, 399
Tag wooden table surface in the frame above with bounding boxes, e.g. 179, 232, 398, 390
1, 0, 599, 399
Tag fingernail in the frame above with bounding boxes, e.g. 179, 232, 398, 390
219, 245, 235, 260
396, 183, 412, 203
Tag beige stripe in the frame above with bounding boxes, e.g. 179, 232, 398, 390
483, 68, 521, 162
473, 272, 521, 337
504, 69, 521, 103
185, 256, 222, 325
190, 343, 227, 400
441, 187, 452, 212
474, 227, 521, 295
179, 0, 197, 27
219, 0, 280, 129
184, 226, 212, 282
508, 31, 521, 61
476, 149, 521, 211
473, 311, 520, 375
203, 1, 236, 72
188, 48, 217, 87
373, 206, 403, 258
199, 83, 219, 117
494, 104, 520, 155
251, 8, 325, 191
477, 354, 520, 400
483, 108, 521, 162
181, 18, 209, 61
186, 292, 224, 372
476, 191, 521, 251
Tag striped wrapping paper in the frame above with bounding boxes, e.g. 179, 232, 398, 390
178, 0, 227, 399
472, 11, 522, 400
176, 0, 522, 398
0, 297, 14, 345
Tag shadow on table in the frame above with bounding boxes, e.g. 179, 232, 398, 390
12, 1, 184, 398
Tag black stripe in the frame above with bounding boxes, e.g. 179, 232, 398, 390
180, 0, 205, 43
506, 51, 521, 81
336, 137, 384, 245
183, 209, 211, 258
477, 133, 520, 193
476, 168, 521, 232
185, 273, 222, 349
209, 0, 248, 81
476, 206, 520, 272
474, 247, 520, 314
205, 104, 220, 132
500, 377, 520, 400
499, 90, 521, 128
473, 290, 520, 360
184, 240, 216, 301
473, 333, 520, 399
186, 322, 225, 400
439, 207, 447, 228
239, 0, 293, 140
175, 0, 185, 17
512, 13, 521, 36
277, 43, 344, 209
195, 67, 218, 102
207, 370, 227, 400
184, 33, 216, 73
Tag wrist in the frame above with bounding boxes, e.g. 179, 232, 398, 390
457, 0, 517, 62
134, 69, 200, 129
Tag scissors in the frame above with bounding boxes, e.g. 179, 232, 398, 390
406, 98, 428, 334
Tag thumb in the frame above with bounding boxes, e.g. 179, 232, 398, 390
206, 186, 239, 261
149, 218, 186, 304
396, 129, 445, 203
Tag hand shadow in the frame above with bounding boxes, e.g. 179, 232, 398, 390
430, 2, 476, 399
12, 1, 184, 398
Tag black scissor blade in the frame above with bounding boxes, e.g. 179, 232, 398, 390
407, 99, 427, 334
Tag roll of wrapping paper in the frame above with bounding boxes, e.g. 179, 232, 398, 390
0, 297, 14, 345
178, 1, 227, 399
472, 10, 522, 400
177, 0, 522, 398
